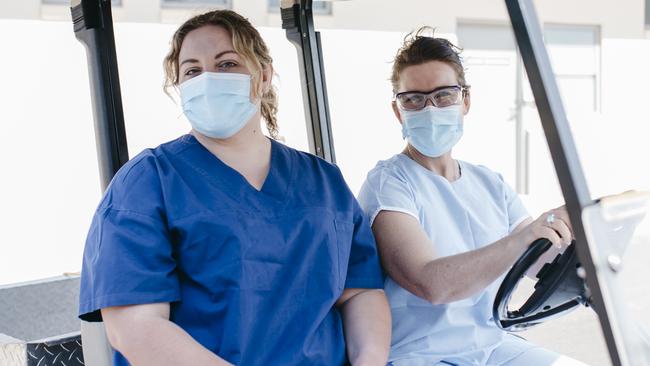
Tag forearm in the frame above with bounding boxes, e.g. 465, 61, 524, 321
106, 314, 231, 366
376, 208, 572, 305
340, 289, 391, 366
420, 234, 528, 304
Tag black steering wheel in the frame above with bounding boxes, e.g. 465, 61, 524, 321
493, 238, 590, 331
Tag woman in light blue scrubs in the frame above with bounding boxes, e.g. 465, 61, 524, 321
78, 10, 390, 366
357, 27, 588, 366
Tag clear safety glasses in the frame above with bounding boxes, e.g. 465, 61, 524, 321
395, 85, 470, 111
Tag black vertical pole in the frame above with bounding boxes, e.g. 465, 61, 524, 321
71, 1, 128, 362
281, 0, 336, 163
505, 0, 624, 364
72, 0, 129, 190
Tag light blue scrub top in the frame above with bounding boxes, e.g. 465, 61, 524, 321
358, 154, 529, 366
79, 135, 383, 366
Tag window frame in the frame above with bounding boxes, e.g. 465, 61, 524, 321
543, 23, 602, 113
267, 0, 332, 15
160, 0, 232, 9
42, 0, 123, 5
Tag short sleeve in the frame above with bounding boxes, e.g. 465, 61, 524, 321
343, 201, 384, 289
357, 167, 418, 226
79, 155, 180, 322
499, 174, 529, 232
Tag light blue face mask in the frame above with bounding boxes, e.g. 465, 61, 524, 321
180, 72, 258, 139
400, 105, 464, 158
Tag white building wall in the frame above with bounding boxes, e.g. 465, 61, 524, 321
1, 0, 647, 39
290, 0, 644, 38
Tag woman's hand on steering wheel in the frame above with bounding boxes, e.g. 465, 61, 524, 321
516, 206, 574, 250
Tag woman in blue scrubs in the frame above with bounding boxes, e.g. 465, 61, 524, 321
79, 10, 390, 366
357, 28, 588, 365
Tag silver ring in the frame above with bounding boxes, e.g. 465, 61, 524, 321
546, 213, 556, 225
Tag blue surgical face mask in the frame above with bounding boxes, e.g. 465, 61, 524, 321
400, 105, 464, 158
180, 72, 258, 139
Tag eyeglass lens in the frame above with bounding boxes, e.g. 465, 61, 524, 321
397, 87, 462, 110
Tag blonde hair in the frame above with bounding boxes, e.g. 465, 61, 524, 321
391, 26, 467, 94
163, 10, 279, 139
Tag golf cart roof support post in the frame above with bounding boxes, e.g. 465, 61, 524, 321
505, 0, 627, 364
72, 0, 129, 191
281, 0, 336, 163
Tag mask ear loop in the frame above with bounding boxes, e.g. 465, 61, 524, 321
255, 67, 272, 106
168, 83, 185, 119
176, 91, 187, 119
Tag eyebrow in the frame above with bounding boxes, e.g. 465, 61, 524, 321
179, 50, 238, 68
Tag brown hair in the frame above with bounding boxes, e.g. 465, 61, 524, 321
163, 10, 279, 139
391, 26, 467, 93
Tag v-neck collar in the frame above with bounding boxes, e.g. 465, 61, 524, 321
179, 134, 293, 208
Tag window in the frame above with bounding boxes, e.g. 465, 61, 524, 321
268, 0, 332, 15
544, 24, 600, 113
161, 0, 230, 8
43, 0, 122, 5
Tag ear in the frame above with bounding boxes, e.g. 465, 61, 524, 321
392, 100, 404, 125
462, 88, 471, 115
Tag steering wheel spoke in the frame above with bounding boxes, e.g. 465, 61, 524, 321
493, 238, 590, 331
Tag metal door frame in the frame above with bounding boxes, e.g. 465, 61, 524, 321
506, 1, 640, 364
281, 0, 336, 162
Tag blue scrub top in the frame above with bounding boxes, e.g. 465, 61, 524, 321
79, 134, 383, 366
